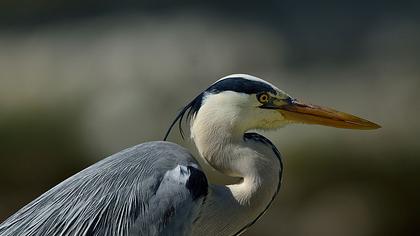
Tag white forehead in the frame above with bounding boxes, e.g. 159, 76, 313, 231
216, 74, 281, 92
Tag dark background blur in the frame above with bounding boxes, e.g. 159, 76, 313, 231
1, 1, 419, 235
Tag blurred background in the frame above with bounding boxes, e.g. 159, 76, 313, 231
0, 1, 419, 235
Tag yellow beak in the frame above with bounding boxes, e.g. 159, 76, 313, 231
277, 100, 381, 130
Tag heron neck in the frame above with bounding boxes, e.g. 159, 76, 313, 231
191, 117, 281, 235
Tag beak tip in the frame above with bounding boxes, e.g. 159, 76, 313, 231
355, 120, 381, 130
370, 123, 382, 129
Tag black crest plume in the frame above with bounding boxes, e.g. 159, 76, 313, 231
163, 93, 204, 141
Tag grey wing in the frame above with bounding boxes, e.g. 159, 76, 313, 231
0, 141, 208, 236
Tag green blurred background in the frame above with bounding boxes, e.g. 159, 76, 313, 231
0, 1, 419, 235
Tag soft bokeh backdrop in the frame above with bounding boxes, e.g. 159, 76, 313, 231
1, 1, 419, 235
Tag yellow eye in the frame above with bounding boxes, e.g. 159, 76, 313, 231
258, 93, 270, 103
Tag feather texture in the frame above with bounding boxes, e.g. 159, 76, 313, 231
0, 142, 207, 236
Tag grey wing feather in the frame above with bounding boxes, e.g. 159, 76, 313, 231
0, 141, 208, 236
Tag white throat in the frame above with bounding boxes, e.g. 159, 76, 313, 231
190, 93, 282, 236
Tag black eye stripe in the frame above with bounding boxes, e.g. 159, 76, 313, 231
207, 77, 277, 95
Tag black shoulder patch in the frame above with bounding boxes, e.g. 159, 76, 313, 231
207, 77, 277, 95
185, 166, 208, 201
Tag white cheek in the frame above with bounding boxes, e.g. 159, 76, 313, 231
192, 91, 289, 133
252, 109, 287, 129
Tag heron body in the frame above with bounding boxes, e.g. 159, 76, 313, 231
0, 74, 379, 236
0, 142, 206, 235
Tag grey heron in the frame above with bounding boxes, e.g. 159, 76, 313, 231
0, 74, 380, 236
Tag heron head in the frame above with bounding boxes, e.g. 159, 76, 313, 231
164, 74, 380, 141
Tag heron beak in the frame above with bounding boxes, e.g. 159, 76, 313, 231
277, 99, 381, 130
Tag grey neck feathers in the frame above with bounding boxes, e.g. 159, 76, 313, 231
190, 108, 282, 236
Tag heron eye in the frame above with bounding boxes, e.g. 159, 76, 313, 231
257, 93, 270, 103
